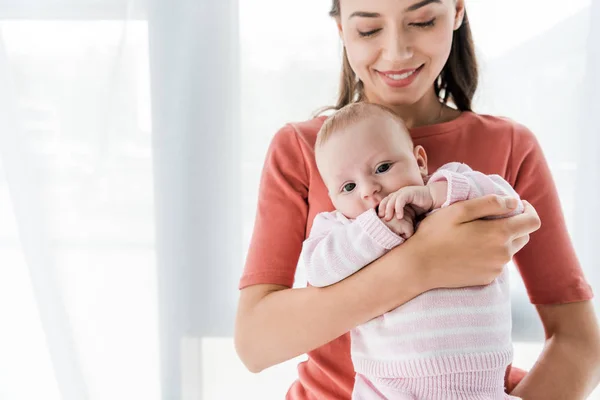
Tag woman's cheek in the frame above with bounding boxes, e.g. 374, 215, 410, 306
347, 42, 379, 78
430, 19, 456, 56
415, 28, 452, 71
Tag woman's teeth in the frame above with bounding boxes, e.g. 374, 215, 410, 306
385, 70, 416, 80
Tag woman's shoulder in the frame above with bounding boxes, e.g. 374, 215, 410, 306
462, 111, 527, 133
466, 111, 538, 145
270, 115, 327, 151
413, 111, 536, 149
273, 116, 327, 147
448, 111, 541, 162
261, 115, 327, 182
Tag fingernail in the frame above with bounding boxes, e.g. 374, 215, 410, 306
504, 197, 517, 209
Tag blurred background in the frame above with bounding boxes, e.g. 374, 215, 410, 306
0, 0, 598, 399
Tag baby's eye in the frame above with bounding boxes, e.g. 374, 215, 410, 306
376, 163, 392, 174
342, 183, 356, 193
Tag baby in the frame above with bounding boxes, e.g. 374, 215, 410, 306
302, 102, 524, 400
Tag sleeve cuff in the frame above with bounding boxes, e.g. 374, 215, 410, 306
355, 209, 404, 249
428, 169, 472, 208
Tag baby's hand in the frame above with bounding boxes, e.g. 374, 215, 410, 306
381, 205, 416, 240
378, 186, 435, 222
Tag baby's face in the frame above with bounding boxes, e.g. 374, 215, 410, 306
317, 115, 428, 219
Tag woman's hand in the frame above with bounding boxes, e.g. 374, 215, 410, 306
410, 194, 541, 289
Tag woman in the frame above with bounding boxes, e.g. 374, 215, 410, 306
235, 0, 600, 398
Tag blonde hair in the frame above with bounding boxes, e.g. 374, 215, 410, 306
316, 102, 409, 149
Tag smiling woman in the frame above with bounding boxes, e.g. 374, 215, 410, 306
235, 0, 600, 399
0, 0, 598, 399
332, 0, 476, 125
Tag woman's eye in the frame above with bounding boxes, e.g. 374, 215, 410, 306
358, 28, 382, 37
376, 163, 391, 174
410, 18, 436, 28
342, 183, 356, 193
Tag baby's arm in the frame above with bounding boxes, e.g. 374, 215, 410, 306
302, 209, 403, 288
428, 162, 525, 217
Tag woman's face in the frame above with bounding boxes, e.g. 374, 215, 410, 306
337, 0, 464, 107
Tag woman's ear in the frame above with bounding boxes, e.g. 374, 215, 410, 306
337, 20, 344, 41
454, 0, 465, 30
414, 145, 428, 178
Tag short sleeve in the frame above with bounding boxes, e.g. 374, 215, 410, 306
510, 124, 593, 304
239, 124, 310, 289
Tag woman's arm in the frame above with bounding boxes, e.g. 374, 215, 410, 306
235, 196, 540, 372
505, 124, 599, 397
510, 301, 600, 399
236, 239, 424, 373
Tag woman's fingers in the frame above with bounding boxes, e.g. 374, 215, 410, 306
511, 234, 531, 253
451, 195, 520, 223
504, 200, 541, 239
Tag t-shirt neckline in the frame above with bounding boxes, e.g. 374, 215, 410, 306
409, 110, 473, 139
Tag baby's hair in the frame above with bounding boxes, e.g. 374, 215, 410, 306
316, 102, 409, 149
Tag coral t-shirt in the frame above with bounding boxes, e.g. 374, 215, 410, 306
239, 111, 593, 399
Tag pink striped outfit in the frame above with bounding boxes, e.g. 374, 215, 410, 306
302, 162, 525, 400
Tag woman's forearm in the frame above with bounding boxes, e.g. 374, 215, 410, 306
235, 241, 427, 373
510, 302, 600, 399
510, 334, 600, 399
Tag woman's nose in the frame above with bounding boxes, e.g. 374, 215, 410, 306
383, 29, 414, 61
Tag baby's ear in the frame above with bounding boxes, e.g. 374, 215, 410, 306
414, 145, 428, 177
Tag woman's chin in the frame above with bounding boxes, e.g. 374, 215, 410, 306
364, 85, 419, 106
380, 92, 422, 107
386, 84, 438, 107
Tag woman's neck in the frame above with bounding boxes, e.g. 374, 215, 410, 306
366, 89, 455, 129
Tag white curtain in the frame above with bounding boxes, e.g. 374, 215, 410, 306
0, 1, 160, 399
0, 1, 598, 400
0, 0, 240, 399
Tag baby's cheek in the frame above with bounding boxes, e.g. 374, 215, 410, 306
387, 173, 422, 193
331, 196, 351, 218
346, 202, 365, 220
345, 200, 369, 220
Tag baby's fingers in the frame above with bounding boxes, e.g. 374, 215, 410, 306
378, 197, 389, 218
395, 195, 411, 220
398, 218, 415, 240
385, 195, 398, 221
